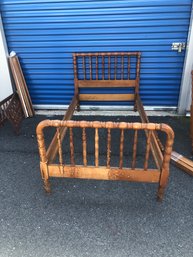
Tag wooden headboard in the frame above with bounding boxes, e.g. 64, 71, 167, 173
73, 52, 141, 103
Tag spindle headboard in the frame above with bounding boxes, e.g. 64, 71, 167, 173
73, 52, 141, 104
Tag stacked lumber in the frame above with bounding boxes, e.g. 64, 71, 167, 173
9, 51, 34, 118
171, 151, 193, 176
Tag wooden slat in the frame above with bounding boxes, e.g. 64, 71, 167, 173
173, 160, 193, 174
48, 165, 160, 183
173, 160, 193, 176
172, 152, 193, 167
15, 56, 35, 117
9, 57, 29, 117
170, 152, 193, 177
171, 151, 193, 176
79, 94, 135, 101
78, 80, 136, 88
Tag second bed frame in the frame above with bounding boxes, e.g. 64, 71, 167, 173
36, 52, 174, 201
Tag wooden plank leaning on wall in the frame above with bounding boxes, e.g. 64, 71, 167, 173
9, 51, 34, 118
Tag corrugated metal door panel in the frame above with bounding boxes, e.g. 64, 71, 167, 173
1, 0, 192, 107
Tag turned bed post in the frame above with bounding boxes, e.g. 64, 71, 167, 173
73, 54, 80, 111
36, 122, 51, 193
134, 52, 141, 111
157, 124, 174, 201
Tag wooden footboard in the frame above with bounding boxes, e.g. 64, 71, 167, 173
37, 120, 174, 201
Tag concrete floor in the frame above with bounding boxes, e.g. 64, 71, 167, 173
0, 114, 193, 257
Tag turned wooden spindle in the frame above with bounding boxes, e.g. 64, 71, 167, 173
56, 128, 64, 165
83, 56, 86, 80
56, 127, 64, 174
136, 53, 141, 78
69, 128, 75, 166
96, 55, 98, 80
82, 127, 87, 166
89, 56, 92, 80
73, 55, 79, 105
119, 129, 124, 169
131, 130, 138, 169
106, 128, 111, 168
108, 56, 110, 80
102, 55, 105, 80
95, 128, 99, 167
121, 56, 124, 80
114, 56, 117, 80
73, 55, 77, 79
128, 56, 130, 80
136, 53, 141, 92
144, 130, 152, 170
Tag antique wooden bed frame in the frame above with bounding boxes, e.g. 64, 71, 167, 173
36, 52, 174, 201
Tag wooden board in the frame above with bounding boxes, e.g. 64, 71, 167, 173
9, 52, 34, 118
171, 151, 193, 176
78, 80, 136, 88
48, 165, 160, 183
79, 94, 135, 101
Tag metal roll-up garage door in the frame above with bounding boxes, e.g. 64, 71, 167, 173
1, 0, 192, 108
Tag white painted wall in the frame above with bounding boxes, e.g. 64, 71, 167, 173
178, 6, 193, 114
0, 13, 13, 101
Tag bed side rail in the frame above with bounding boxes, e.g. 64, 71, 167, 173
136, 94, 164, 168
46, 96, 78, 163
